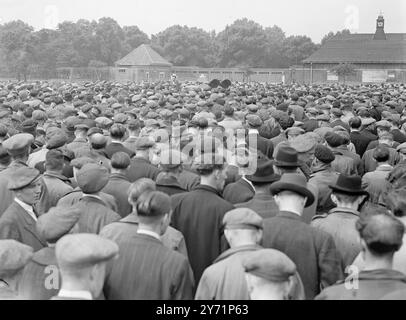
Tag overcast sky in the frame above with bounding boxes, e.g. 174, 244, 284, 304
0, 0, 405, 43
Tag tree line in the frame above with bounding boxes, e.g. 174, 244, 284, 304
0, 17, 349, 79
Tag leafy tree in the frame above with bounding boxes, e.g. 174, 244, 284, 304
151, 25, 217, 67
122, 26, 150, 54
330, 63, 357, 83
321, 29, 351, 45
283, 35, 319, 66
216, 19, 268, 68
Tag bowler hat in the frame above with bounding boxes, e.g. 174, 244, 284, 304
273, 146, 300, 167
329, 174, 369, 197
270, 173, 314, 207
246, 159, 280, 183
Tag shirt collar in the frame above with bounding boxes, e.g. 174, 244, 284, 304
58, 289, 92, 300
137, 229, 161, 241
14, 198, 37, 222
248, 129, 259, 135
329, 207, 360, 217
376, 164, 393, 171
241, 176, 256, 192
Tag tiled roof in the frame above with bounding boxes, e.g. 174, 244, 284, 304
116, 44, 172, 67
304, 33, 406, 64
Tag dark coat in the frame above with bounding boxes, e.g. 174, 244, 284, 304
57, 188, 118, 212
311, 207, 361, 269
350, 131, 375, 157
42, 172, 73, 209
223, 178, 255, 205
18, 247, 60, 300
246, 133, 274, 160
71, 196, 121, 234
330, 120, 350, 132
362, 146, 400, 173
0, 201, 47, 252
316, 269, 406, 300
235, 193, 279, 219
302, 119, 319, 133
103, 234, 194, 300
177, 169, 200, 191
127, 157, 160, 182
100, 213, 188, 257
332, 147, 364, 175
156, 176, 187, 196
308, 166, 339, 215
102, 173, 132, 218
391, 129, 406, 144
262, 211, 343, 299
104, 142, 135, 159
171, 185, 234, 283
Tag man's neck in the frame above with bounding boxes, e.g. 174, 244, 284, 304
363, 257, 393, 271
350, 128, 360, 132
278, 206, 303, 216
336, 203, 359, 211
111, 139, 122, 144
199, 178, 218, 191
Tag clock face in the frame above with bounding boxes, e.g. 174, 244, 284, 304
378, 22, 384, 27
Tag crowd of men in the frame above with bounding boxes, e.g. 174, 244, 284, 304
0, 79, 406, 300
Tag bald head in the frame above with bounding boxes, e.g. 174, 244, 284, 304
89, 133, 107, 150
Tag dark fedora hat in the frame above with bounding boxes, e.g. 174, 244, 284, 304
269, 173, 314, 207
273, 145, 300, 168
329, 174, 369, 197
246, 159, 280, 183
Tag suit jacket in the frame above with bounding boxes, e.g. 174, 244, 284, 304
0, 201, 47, 252
42, 172, 73, 209
246, 133, 274, 160
177, 169, 200, 191
102, 173, 132, 218
18, 247, 60, 300
66, 138, 88, 157
316, 269, 406, 300
331, 150, 357, 175
350, 131, 375, 157
311, 207, 361, 269
71, 196, 121, 234
103, 233, 194, 300
308, 166, 339, 215
223, 178, 255, 205
332, 147, 364, 175
262, 211, 343, 299
57, 188, 118, 212
123, 136, 138, 153
362, 165, 392, 205
104, 142, 135, 159
235, 193, 279, 219
302, 119, 319, 133
171, 185, 234, 283
127, 157, 160, 182
156, 176, 187, 196
362, 146, 400, 173
100, 214, 188, 258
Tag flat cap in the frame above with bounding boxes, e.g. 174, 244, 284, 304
246, 114, 263, 128
37, 207, 81, 243
76, 163, 109, 193
32, 110, 47, 121
325, 131, 345, 148
74, 123, 90, 131
331, 108, 343, 117
361, 118, 376, 126
56, 234, 119, 270
8, 167, 41, 190
3, 133, 34, 155
242, 249, 296, 282
375, 120, 392, 129
0, 240, 34, 278
316, 114, 330, 122
289, 134, 317, 153
95, 117, 113, 127
315, 144, 335, 164
286, 127, 305, 136
247, 104, 259, 112
71, 157, 96, 169
46, 134, 67, 149
113, 113, 128, 124
160, 149, 182, 170
193, 153, 226, 174
223, 208, 263, 230
396, 142, 406, 153
135, 137, 155, 150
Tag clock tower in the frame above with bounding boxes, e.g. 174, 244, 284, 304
373, 14, 386, 40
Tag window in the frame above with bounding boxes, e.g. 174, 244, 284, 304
145, 72, 150, 81
159, 72, 165, 80
119, 69, 126, 73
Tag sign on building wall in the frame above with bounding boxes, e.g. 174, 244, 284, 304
327, 71, 338, 81
362, 70, 388, 83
